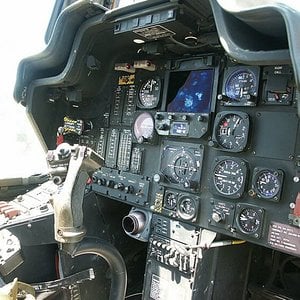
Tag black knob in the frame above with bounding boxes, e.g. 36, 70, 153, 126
99, 178, 107, 186
124, 185, 134, 194
106, 180, 114, 188
137, 136, 145, 144
116, 182, 125, 190
197, 115, 205, 122
158, 123, 169, 130
208, 140, 217, 147
183, 180, 197, 189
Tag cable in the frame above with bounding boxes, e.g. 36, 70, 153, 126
169, 36, 209, 49
186, 239, 246, 250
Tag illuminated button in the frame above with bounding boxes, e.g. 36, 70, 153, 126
294, 192, 300, 217
3, 207, 20, 219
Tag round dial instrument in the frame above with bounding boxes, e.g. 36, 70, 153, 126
160, 144, 203, 191
133, 112, 155, 143
225, 69, 257, 101
164, 192, 177, 210
253, 169, 282, 199
169, 150, 197, 184
213, 158, 247, 198
237, 207, 262, 234
138, 78, 161, 108
177, 196, 197, 220
214, 112, 249, 152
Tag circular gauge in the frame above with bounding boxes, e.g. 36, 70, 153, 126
213, 158, 247, 198
169, 150, 197, 184
177, 196, 197, 220
214, 112, 249, 152
253, 169, 282, 199
225, 69, 257, 101
133, 112, 154, 143
164, 192, 177, 210
138, 78, 161, 108
237, 207, 262, 234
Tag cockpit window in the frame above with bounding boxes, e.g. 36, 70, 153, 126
0, 1, 53, 178
117, 0, 146, 7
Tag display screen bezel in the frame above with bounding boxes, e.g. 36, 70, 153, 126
166, 68, 215, 114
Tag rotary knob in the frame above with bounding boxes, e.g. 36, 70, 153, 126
115, 182, 125, 190
124, 185, 134, 194
212, 212, 223, 223
106, 180, 114, 188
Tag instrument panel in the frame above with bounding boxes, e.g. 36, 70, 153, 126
62, 56, 300, 257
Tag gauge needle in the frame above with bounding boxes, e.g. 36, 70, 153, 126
240, 87, 243, 98
234, 118, 240, 128
149, 80, 153, 92
216, 174, 227, 178
232, 118, 240, 134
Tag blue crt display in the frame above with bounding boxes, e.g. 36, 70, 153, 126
167, 69, 214, 113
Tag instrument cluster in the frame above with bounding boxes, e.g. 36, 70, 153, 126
64, 55, 299, 255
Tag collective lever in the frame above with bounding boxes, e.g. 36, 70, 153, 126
47, 143, 104, 244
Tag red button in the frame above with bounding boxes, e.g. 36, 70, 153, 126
294, 192, 300, 217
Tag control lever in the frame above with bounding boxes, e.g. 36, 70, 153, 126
47, 143, 104, 243
32, 268, 95, 292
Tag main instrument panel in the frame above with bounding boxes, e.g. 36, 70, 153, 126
60, 54, 299, 257
9, 1, 300, 298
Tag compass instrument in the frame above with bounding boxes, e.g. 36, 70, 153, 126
160, 143, 204, 190
169, 150, 197, 185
